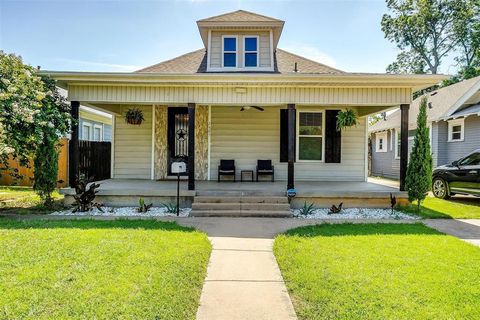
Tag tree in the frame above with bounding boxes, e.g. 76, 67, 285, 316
0, 51, 71, 206
382, 0, 472, 74
453, 0, 480, 70
386, 50, 427, 74
405, 96, 432, 210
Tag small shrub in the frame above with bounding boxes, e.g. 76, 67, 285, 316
137, 197, 153, 213
299, 201, 315, 216
72, 177, 103, 213
161, 202, 178, 214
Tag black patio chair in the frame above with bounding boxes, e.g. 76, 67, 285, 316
218, 160, 236, 182
256, 160, 274, 182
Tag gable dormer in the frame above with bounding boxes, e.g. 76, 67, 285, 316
197, 10, 284, 72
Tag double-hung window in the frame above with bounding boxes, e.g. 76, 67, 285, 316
244, 36, 258, 67
82, 122, 92, 141
298, 112, 323, 161
93, 124, 103, 141
448, 119, 464, 142
222, 36, 237, 68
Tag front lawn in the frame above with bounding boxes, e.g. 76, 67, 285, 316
274, 223, 480, 320
400, 196, 480, 219
0, 219, 211, 319
0, 186, 64, 214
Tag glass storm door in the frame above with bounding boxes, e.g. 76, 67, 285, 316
167, 107, 189, 176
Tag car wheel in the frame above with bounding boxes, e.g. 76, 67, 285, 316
432, 178, 450, 199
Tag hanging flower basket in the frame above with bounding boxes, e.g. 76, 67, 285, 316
125, 108, 145, 125
336, 108, 358, 131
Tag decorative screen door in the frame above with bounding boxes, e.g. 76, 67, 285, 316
167, 107, 189, 176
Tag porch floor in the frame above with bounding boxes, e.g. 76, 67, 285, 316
61, 179, 404, 198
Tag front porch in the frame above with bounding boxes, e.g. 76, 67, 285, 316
61, 179, 408, 208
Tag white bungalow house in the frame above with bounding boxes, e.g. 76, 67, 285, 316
44, 10, 444, 211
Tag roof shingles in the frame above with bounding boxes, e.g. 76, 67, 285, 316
136, 48, 343, 74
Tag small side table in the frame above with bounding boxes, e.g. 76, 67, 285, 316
240, 170, 254, 182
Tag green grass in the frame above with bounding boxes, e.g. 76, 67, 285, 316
0, 186, 64, 214
400, 196, 480, 219
274, 223, 480, 320
0, 219, 211, 319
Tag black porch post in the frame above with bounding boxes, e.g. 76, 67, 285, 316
399, 103, 410, 191
69, 101, 80, 187
188, 103, 195, 190
287, 104, 296, 189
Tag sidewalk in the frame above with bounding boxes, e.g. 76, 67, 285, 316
424, 219, 480, 247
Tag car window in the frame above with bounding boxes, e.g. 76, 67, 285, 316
459, 153, 480, 166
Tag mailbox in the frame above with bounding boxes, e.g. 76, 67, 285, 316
171, 162, 186, 174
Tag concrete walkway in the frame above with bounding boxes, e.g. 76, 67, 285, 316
196, 236, 297, 320
424, 219, 480, 247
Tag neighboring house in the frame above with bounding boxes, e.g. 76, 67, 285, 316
44, 10, 443, 190
79, 107, 112, 142
369, 76, 480, 179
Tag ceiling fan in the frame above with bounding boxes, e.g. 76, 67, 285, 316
240, 106, 264, 112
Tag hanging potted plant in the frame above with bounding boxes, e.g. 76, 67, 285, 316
125, 107, 145, 125
336, 108, 358, 131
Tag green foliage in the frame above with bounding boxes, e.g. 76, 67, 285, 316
125, 107, 145, 125
274, 223, 480, 319
137, 197, 153, 213
299, 201, 315, 216
162, 202, 178, 213
336, 109, 358, 131
381, 0, 476, 74
0, 51, 71, 205
32, 137, 58, 207
368, 113, 386, 126
405, 97, 432, 209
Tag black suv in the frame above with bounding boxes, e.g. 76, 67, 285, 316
432, 149, 480, 199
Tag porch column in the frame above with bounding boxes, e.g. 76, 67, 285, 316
69, 101, 80, 187
188, 103, 195, 190
399, 103, 409, 191
287, 104, 296, 189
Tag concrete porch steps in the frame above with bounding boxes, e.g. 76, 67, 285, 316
190, 196, 292, 217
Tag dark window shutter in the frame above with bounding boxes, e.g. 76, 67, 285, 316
325, 110, 341, 163
280, 109, 295, 162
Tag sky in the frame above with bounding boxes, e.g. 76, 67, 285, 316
0, 0, 458, 74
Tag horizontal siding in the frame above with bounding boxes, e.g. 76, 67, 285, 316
436, 115, 480, 165
209, 106, 366, 181
371, 131, 399, 179
69, 85, 412, 106
113, 106, 152, 179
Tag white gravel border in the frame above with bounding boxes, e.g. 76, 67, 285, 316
50, 206, 191, 217
292, 208, 419, 220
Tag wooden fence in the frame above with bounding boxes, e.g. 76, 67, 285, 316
78, 140, 111, 182
0, 138, 69, 187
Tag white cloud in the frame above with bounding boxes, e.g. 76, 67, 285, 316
281, 43, 337, 67
57, 58, 141, 72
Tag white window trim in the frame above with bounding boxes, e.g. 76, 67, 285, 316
389, 129, 393, 151
221, 35, 238, 68
394, 128, 401, 159
296, 110, 325, 162
93, 124, 103, 141
243, 35, 259, 68
82, 122, 92, 140
375, 132, 388, 153
448, 118, 465, 142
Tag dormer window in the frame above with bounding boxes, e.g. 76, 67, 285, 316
222, 36, 237, 67
244, 36, 258, 67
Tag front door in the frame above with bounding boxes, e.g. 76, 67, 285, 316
167, 107, 189, 176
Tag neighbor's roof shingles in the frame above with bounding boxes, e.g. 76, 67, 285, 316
136, 48, 344, 74
369, 75, 480, 132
